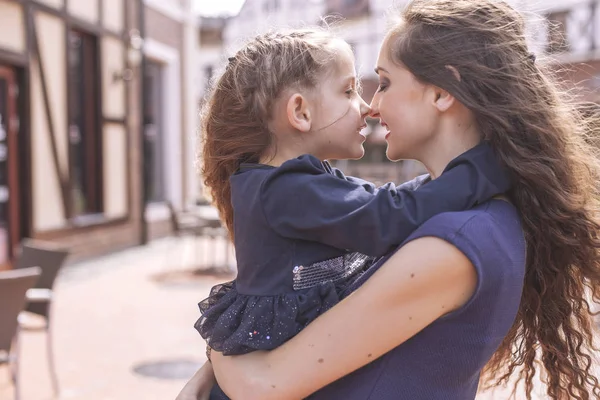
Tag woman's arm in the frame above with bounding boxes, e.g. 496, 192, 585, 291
211, 236, 478, 400
175, 361, 215, 400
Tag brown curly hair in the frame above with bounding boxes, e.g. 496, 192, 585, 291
388, 0, 600, 398
200, 28, 344, 239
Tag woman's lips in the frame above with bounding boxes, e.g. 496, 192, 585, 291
382, 122, 390, 139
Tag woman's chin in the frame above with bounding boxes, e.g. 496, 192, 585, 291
386, 148, 402, 162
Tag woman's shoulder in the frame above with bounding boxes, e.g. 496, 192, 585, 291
412, 199, 526, 283
407, 199, 525, 276
414, 199, 521, 241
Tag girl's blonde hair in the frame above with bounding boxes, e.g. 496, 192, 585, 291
201, 27, 346, 238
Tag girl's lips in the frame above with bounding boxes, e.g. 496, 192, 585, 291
357, 124, 368, 139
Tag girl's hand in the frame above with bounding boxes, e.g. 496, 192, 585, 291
175, 361, 215, 400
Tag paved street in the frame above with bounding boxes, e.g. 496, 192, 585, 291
0, 236, 234, 400
0, 236, 595, 400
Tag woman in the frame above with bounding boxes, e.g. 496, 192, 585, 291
178, 0, 600, 398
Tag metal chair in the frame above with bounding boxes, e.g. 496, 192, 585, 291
166, 201, 210, 238
14, 239, 69, 396
165, 202, 233, 272
0, 267, 42, 400
164, 201, 211, 267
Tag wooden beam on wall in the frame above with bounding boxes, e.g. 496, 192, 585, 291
29, 10, 72, 219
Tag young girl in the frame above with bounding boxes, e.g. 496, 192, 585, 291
195, 28, 509, 398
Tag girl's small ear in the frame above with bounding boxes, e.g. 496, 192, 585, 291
286, 93, 312, 132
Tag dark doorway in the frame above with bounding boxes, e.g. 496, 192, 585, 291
0, 65, 21, 266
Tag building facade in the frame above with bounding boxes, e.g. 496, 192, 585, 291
141, 0, 200, 241
533, 0, 600, 103
0, 0, 200, 266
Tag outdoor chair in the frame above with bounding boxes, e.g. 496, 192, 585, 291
0, 267, 41, 400
166, 201, 232, 269
15, 239, 69, 396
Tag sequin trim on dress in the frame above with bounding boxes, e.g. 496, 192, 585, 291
292, 252, 375, 290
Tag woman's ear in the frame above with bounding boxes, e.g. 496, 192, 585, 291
430, 65, 460, 112
286, 93, 312, 132
432, 88, 455, 112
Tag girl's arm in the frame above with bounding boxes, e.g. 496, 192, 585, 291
327, 162, 429, 193
263, 143, 509, 256
211, 236, 478, 400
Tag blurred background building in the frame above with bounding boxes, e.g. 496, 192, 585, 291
0, 0, 598, 262
0, 0, 199, 264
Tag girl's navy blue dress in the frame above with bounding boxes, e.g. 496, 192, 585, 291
194, 143, 510, 399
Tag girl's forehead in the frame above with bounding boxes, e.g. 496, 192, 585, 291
332, 42, 356, 70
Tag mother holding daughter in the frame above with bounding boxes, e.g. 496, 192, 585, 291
180, 0, 600, 398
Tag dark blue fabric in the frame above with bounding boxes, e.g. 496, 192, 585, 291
308, 200, 526, 400
196, 280, 340, 354
197, 143, 511, 366
209, 383, 230, 400
257, 143, 510, 258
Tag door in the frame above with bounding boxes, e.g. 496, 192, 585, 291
68, 29, 102, 217
0, 65, 20, 267
143, 60, 166, 203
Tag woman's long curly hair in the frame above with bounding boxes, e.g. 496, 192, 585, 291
388, 1, 600, 398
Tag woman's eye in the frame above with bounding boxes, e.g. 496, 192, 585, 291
377, 84, 387, 92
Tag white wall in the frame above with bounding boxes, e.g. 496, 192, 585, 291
223, 0, 324, 52
144, 39, 183, 214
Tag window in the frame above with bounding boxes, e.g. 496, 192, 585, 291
326, 0, 369, 19
0, 66, 20, 263
143, 60, 166, 203
263, 0, 279, 12
204, 65, 213, 85
68, 30, 103, 217
546, 11, 570, 54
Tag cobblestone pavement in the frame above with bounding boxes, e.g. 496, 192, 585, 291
0, 236, 596, 400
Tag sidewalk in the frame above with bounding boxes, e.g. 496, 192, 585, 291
0, 236, 594, 400
0, 236, 234, 400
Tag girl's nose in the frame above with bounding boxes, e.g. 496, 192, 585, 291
360, 99, 371, 117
